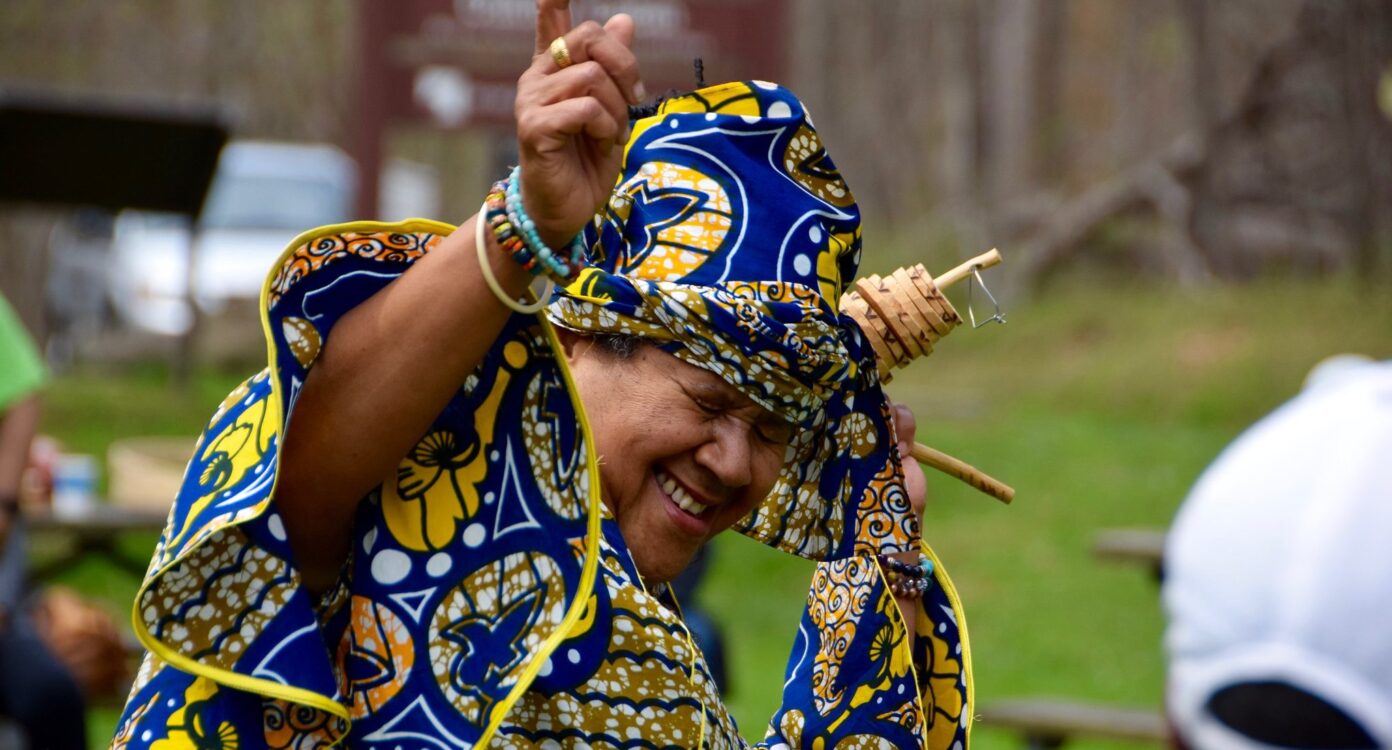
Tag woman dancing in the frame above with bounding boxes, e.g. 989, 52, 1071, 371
113, 3, 972, 747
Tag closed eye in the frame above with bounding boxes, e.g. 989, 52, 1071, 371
684, 385, 792, 445
755, 419, 795, 446
691, 396, 722, 416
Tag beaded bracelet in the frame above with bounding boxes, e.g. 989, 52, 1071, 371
493, 166, 589, 284
888, 575, 932, 599
475, 197, 552, 315
484, 180, 537, 272
876, 553, 935, 599
877, 553, 934, 579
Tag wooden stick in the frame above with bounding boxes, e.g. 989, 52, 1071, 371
911, 441, 1015, 505
934, 248, 1002, 290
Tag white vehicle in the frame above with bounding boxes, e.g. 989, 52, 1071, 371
108, 141, 356, 335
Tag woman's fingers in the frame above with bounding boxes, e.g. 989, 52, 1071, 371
517, 5, 638, 247
517, 14, 642, 152
602, 14, 641, 100
523, 61, 631, 143
604, 13, 635, 49
536, 19, 643, 104
519, 96, 624, 155
891, 402, 917, 457
889, 401, 928, 515
534, 0, 573, 55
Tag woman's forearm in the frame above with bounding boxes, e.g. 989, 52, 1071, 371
276, 213, 534, 590
276, 8, 640, 590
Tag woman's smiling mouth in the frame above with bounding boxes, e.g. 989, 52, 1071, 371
656, 466, 708, 514
654, 465, 720, 538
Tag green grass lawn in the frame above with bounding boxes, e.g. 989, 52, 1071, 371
38, 275, 1390, 748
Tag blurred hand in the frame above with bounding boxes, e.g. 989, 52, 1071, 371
890, 401, 927, 521
516, 0, 644, 249
33, 587, 129, 695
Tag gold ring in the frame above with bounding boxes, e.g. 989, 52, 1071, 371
548, 36, 572, 69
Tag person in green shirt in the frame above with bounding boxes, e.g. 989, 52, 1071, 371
0, 292, 86, 750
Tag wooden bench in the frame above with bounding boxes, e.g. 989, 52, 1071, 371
25, 504, 167, 581
979, 698, 1169, 748
1092, 527, 1167, 582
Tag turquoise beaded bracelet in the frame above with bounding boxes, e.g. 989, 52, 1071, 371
500, 166, 588, 283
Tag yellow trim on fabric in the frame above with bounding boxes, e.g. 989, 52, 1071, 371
921, 540, 975, 741
248, 217, 604, 747
868, 542, 976, 749
478, 303, 606, 747
129, 448, 356, 726
869, 554, 930, 750
131, 612, 351, 723
128, 218, 492, 743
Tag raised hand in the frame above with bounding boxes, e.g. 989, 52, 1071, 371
516, 0, 644, 249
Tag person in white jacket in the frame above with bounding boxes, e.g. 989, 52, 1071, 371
1164, 355, 1392, 748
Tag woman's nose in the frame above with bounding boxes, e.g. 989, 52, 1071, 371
695, 419, 753, 489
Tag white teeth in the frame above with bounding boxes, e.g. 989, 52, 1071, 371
658, 469, 707, 515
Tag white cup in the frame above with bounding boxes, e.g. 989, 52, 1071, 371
52, 453, 99, 516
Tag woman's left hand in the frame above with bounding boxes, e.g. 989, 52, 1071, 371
890, 401, 927, 522
888, 400, 927, 638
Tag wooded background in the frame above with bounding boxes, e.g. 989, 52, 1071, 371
2, 0, 1390, 338
4, 6, 1390, 744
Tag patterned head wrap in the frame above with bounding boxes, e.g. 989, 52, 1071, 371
549, 81, 917, 560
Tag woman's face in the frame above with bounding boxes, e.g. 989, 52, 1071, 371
560, 333, 793, 582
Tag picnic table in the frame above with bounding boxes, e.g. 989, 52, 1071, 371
982, 527, 1171, 747
980, 699, 1169, 749
24, 504, 167, 581
1092, 527, 1167, 581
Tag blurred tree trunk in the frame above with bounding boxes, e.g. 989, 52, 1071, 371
1034, 1, 1067, 182
1109, 3, 1150, 169
977, 0, 1076, 289
934, 0, 988, 249
1341, 1, 1392, 281
1176, 0, 1224, 274
791, 0, 936, 227
985, 0, 1063, 206
1184, 0, 1392, 279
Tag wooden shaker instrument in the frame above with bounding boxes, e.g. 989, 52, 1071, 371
840, 249, 1000, 382
839, 249, 1016, 504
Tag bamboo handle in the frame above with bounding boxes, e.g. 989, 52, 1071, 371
934, 248, 1002, 290
911, 441, 1015, 505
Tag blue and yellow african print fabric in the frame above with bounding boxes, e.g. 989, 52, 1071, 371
112, 82, 972, 749
552, 82, 916, 562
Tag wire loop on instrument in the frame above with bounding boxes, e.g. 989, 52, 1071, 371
967, 264, 1007, 329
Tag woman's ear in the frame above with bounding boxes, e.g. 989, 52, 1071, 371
554, 327, 589, 364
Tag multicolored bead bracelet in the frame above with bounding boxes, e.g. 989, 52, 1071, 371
492, 166, 588, 284
876, 553, 935, 599
476, 194, 552, 315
